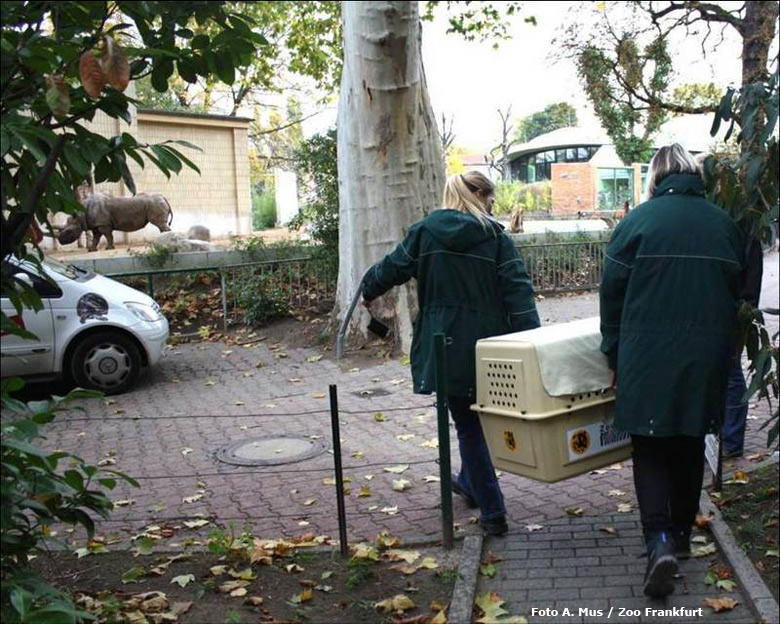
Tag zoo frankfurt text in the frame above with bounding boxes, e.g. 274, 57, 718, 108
530, 607, 705, 618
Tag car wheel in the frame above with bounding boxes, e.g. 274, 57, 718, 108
70, 331, 142, 395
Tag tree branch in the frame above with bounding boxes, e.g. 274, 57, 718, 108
250, 109, 324, 136
1, 136, 66, 259
645, 1, 745, 35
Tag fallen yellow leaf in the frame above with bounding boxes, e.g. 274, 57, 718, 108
704, 597, 738, 613
375, 594, 415, 613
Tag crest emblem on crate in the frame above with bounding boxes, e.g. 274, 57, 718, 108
569, 429, 591, 455
503, 430, 517, 451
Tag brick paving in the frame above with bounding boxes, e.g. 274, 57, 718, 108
35, 284, 775, 544
477, 515, 756, 623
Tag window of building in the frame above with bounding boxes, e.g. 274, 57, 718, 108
509, 144, 602, 182
598, 168, 634, 211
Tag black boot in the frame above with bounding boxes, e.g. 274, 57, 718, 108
643, 531, 678, 598
673, 527, 691, 560
480, 515, 508, 537
451, 475, 477, 509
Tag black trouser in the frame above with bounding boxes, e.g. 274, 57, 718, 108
631, 434, 706, 536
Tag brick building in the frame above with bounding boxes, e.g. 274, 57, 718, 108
506, 126, 706, 217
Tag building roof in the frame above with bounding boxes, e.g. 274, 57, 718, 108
137, 108, 253, 125
507, 126, 609, 159
508, 118, 714, 162
462, 153, 489, 166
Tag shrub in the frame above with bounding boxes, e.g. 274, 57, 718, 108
520, 181, 552, 213
235, 272, 290, 326
492, 181, 524, 216
252, 189, 277, 230
291, 130, 339, 273
1, 379, 138, 623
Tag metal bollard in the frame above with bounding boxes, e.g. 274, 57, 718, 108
329, 384, 349, 557
434, 333, 454, 549
219, 270, 228, 333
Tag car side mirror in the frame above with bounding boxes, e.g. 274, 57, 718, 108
14, 272, 33, 286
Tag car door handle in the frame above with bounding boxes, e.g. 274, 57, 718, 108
31, 348, 51, 354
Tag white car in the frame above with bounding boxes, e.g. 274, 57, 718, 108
1, 256, 169, 394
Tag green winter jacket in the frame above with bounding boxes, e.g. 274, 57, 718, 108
363, 209, 540, 398
600, 173, 744, 437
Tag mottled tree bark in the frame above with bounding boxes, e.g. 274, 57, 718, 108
337, 0, 444, 352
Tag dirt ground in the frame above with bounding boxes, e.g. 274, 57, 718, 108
718, 462, 779, 601
36, 538, 459, 624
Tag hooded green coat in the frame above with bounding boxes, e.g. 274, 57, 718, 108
363, 209, 540, 398
600, 173, 744, 437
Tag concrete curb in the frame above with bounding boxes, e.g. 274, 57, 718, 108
699, 458, 779, 624
449, 533, 484, 624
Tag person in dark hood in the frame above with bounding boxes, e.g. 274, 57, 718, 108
600, 144, 744, 598
361, 170, 541, 536
696, 153, 764, 460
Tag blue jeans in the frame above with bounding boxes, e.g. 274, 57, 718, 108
449, 396, 506, 521
723, 358, 748, 454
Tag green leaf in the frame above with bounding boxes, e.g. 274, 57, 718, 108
134, 535, 155, 556
1, 377, 25, 394
150, 144, 181, 173
159, 144, 200, 174
171, 574, 195, 587
10, 587, 32, 619
104, 469, 140, 488
62, 470, 84, 491
151, 58, 175, 92
121, 565, 146, 584
215, 52, 235, 85
191, 34, 210, 49
717, 579, 737, 591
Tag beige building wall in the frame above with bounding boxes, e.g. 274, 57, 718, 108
46, 100, 251, 250
129, 111, 252, 243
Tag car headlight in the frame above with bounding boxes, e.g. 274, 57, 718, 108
125, 301, 162, 322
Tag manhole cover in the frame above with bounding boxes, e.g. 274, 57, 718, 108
216, 435, 327, 466
352, 387, 392, 398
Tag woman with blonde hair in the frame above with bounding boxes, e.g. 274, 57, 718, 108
362, 170, 540, 536
600, 144, 744, 597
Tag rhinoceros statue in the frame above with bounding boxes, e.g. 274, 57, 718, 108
57, 193, 173, 251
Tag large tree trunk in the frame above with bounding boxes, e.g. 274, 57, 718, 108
336, 0, 444, 353
740, 1, 778, 86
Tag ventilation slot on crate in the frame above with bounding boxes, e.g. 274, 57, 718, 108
486, 361, 519, 409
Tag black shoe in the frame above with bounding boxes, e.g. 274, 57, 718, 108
643, 531, 678, 598
481, 516, 508, 537
723, 448, 744, 459
451, 475, 478, 509
673, 527, 692, 560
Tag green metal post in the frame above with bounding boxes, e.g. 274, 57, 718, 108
146, 274, 154, 298
434, 333, 454, 549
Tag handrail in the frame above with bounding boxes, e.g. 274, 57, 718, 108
104, 256, 313, 278
335, 270, 371, 360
